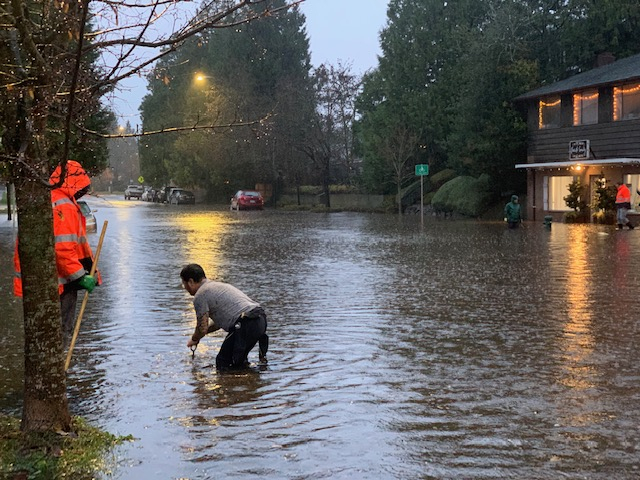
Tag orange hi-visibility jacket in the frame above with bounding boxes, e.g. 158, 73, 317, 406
14, 160, 101, 297
616, 184, 631, 204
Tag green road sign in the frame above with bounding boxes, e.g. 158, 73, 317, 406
138, 176, 145, 184
415, 164, 429, 176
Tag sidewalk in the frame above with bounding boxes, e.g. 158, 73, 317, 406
0, 205, 18, 228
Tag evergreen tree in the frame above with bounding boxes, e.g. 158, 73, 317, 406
140, 1, 314, 201
356, 0, 640, 198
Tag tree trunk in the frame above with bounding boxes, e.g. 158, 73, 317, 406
322, 174, 331, 208
6, 182, 13, 221
322, 161, 331, 208
15, 176, 71, 432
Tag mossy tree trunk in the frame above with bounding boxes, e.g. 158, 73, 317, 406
14, 171, 71, 433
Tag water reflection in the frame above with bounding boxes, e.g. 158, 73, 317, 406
556, 226, 596, 392
2, 199, 640, 479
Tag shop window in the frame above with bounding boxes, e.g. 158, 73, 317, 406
614, 84, 640, 120
624, 174, 640, 213
573, 90, 598, 125
539, 96, 561, 129
544, 176, 574, 211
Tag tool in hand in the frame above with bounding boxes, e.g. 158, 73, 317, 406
65, 220, 107, 371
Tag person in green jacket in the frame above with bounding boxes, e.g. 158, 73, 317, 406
504, 195, 522, 229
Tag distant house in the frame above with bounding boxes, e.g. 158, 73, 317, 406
514, 53, 640, 221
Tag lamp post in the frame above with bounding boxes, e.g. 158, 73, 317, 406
192, 72, 210, 123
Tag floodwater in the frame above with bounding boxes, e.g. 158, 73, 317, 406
2, 196, 640, 479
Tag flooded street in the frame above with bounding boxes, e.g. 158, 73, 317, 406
2, 195, 640, 479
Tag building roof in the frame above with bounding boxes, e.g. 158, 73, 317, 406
514, 53, 640, 101
515, 158, 640, 169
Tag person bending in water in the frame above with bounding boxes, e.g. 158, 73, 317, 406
181, 263, 268, 370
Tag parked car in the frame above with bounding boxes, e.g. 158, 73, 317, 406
124, 184, 144, 200
168, 188, 196, 205
155, 186, 178, 203
230, 190, 264, 210
141, 187, 155, 202
77, 200, 97, 233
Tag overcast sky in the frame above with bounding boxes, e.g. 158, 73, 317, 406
300, 0, 388, 74
106, 0, 388, 129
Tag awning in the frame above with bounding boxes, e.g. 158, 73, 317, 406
515, 158, 640, 169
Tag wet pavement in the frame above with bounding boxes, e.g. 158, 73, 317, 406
1, 195, 640, 479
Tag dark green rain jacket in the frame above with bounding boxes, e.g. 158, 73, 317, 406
504, 195, 521, 223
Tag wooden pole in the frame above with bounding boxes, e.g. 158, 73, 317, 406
65, 220, 108, 371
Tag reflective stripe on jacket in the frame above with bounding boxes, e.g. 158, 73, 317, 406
13, 160, 100, 297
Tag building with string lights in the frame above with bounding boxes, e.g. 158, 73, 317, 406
514, 52, 640, 222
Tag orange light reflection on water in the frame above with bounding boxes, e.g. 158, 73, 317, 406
549, 226, 599, 428
560, 227, 596, 392
170, 211, 232, 280
551, 226, 597, 390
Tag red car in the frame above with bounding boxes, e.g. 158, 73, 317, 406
230, 190, 264, 210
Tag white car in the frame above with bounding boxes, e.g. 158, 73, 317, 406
124, 184, 144, 200
141, 187, 155, 201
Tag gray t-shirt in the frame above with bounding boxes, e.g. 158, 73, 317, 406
193, 280, 260, 332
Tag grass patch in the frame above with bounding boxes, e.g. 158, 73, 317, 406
0, 415, 132, 479
277, 203, 388, 214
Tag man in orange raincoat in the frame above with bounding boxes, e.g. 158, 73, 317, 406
14, 160, 101, 336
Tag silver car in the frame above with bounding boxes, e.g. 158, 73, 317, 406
77, 200, 97, 233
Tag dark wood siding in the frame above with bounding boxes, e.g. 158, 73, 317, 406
598, 87, 613, 123
527, 118, 640, 163
560, 93, 573, 127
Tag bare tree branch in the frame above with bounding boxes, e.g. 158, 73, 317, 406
78, 112, 273, 138
86, 1, 304, 97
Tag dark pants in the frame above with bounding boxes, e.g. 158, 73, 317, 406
60, 289, 78, 339
216, 310, 268, 370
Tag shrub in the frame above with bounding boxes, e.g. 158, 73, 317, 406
431, 174, 494, 217
563, 178, 587, 213
429, 169, 457, 189
592, 210, 616, 224
329, 184, 361, 194
591, 177, 616, 214
563, 210, 589, 223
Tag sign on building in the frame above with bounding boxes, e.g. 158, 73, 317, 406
569, 140, 590, 160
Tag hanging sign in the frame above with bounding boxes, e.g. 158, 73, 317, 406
569, 140, 590, 160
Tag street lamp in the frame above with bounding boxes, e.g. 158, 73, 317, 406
192, 72, 212, 122
194, 72, 211, 88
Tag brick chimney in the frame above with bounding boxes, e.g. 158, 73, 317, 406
595, 52, 616, 68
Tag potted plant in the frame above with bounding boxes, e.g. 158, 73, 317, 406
591, 176, 616, 224
563, 178, 588, 223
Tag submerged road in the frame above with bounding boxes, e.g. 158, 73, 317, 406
1, 196, 640, 479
